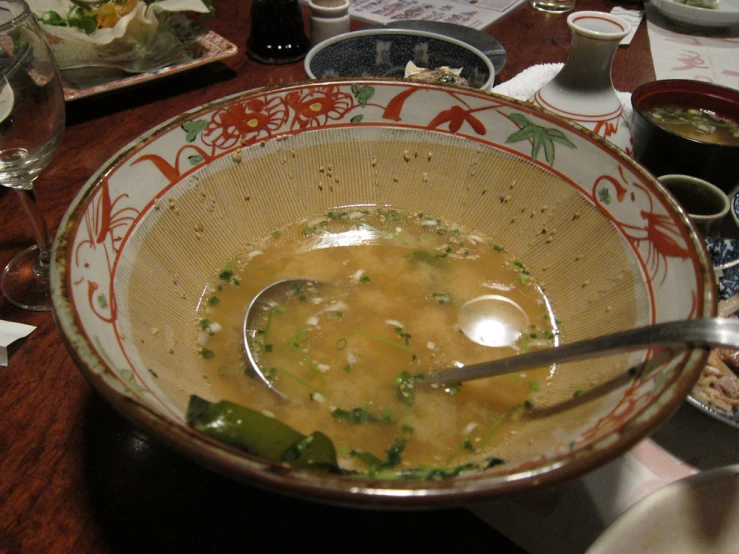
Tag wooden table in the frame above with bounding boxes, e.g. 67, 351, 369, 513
0, 1, 655, 552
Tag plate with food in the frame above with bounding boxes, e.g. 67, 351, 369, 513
304, 28, 496, 90
692, 237, 739, 429
649, 0, 739, 29
28, 0, 238, 101
381, 20, 507, 76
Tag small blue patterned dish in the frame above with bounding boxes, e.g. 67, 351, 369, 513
381, 20, 507, 76
732, 190, 739, 229
693, 236, 739, 429
304, 29, 495, 90
705, 237, 739, 301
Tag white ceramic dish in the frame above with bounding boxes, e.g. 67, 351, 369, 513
586, 464, 739, 553
649, 0, 739, 29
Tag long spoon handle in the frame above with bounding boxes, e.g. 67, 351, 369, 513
426, 318, 739, 386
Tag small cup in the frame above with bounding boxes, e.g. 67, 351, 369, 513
658, 174, 729, 237
529, 0, 576, 14
309, 0, 351, 46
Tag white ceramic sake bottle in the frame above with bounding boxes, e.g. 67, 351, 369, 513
529, 11, 633, 154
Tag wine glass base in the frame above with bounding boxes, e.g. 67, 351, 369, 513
2, 245, 52, 311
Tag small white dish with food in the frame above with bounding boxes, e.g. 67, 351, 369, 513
650, 0, 739, 29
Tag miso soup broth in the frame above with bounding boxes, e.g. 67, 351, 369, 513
644, 105, 739, 146
197, 208, 559, 473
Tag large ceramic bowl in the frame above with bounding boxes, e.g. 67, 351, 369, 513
631, 79, 739, 194
52, 79, 715, 508
304, 29, 495, 90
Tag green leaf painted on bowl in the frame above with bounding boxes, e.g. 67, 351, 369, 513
506, 113, 576, 166
598, 186, 612, 205
351, 84, 375, 108
181, 119, 208, 143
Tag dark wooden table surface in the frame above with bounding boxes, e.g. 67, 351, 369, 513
0, 1, 655, 552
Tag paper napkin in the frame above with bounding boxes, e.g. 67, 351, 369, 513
612, 6, 645, 46
0, 319, 36, 366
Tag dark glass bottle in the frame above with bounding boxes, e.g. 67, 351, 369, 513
247, 0, 311, 64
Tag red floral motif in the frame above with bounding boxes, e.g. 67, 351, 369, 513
202, 96, 289, 149
593, 117, 620, 139
284, 85, 354, 130
382, 87, 420, 121
74, 178, 139, 323
427, 105, 486, 135
133, 143, 214, 183
638, 209, 692, 268
579, 348, 687, 446
511, 358, 681, 472
382, 86, 500, 136
592, 116, 633, 156
594, 167, 691, 285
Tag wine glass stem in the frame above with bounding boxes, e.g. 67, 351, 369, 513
14, 186, 51, 278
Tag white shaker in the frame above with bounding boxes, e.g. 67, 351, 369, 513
309, 0, 350, 46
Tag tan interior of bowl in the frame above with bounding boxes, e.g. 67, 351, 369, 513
117, 126, 650, 467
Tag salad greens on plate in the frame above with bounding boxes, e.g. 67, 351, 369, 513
29, 0, 215, 71
35, 0, 214, 35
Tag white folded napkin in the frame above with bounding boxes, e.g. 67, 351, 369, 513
0, 319, 36, 366
612, 6, 644, 46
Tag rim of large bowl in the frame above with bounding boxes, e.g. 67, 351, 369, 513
51, 78, 716, 507
304, 28, 496, 90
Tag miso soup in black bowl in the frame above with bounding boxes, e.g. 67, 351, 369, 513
631, 79, 739, 194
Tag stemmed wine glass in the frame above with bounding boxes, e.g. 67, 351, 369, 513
0, 0, 65, 311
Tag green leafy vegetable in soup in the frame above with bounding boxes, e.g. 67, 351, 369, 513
192, 208, 560, 478
643, 105, 739, 147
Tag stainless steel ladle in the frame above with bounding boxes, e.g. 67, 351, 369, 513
243, 278, 739, 400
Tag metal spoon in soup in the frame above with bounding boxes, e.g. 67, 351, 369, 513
243, 278, 739, 401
